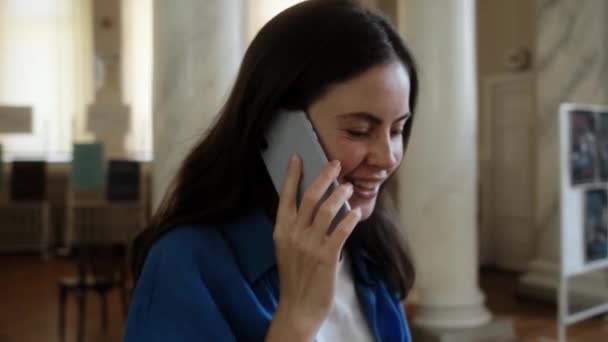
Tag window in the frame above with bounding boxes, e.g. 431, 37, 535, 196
122, 0, 153, 161
0, 0, 94, 161
0, 0, 154, 161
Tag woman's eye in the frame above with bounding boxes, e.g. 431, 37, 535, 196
391, 129, 404, 137
346, 130, 370, 138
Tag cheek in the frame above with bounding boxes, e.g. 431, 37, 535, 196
387, 138, 405, 171
323, 139, 367, 177
391, 149, 404, 173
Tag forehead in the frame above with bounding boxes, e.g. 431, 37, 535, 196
313, 61, 411, 120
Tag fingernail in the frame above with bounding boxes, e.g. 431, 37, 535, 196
344, 183, 353, 194
290, 154, 298, 165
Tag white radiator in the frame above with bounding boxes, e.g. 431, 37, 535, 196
0, 202, 51, 255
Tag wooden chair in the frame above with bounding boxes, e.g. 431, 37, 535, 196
58, 242, 129, 342
59, 154, 144, 341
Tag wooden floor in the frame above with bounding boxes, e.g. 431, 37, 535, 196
1, 256, 608, 341
0, 255, 125, 342
480, 268, 608, 341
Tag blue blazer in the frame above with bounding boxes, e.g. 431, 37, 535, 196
124, 209, 412, 341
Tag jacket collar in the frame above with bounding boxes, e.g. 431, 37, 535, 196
222, 208, 378, 286
221, 209, 277, 284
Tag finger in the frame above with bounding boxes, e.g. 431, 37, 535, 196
297, 160, 341, 227
325, 207, 361, 254
276, 154, 302, 226
311, 183, 353, 240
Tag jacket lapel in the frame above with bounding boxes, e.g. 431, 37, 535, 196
351, 250, 382, 340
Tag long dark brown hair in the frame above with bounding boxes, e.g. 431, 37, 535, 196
134, 0, 418, 299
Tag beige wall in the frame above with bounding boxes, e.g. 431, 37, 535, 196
374, 0, 398, 24
476, 0, 536, 77
361, 0, 398, 24
476, 0, 537, 267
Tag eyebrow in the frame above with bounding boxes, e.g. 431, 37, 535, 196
337, 112, 411, 125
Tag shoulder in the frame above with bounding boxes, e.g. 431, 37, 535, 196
145, 224, 228, 270
126, 224, 239, 341
137, 209, 274, 287
132, 223, 239, 309
154, 224, 218, 250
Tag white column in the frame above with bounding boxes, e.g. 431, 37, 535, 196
397, 0, 492, 330
246, 0, 304, 42
152, 0, 244, 207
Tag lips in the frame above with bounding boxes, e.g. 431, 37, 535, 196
344, 178, 384, 200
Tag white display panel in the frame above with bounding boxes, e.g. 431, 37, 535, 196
560, 103, 608, 277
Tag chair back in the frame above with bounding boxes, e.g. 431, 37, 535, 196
10, 161, 47, 201
106, 160, 140, 201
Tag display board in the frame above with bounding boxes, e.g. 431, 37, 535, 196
560, 103, 608, 276
558, 102, 608, 342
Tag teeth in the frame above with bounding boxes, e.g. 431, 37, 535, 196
353, 181, 378, 190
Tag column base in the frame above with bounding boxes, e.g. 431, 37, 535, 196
411, 317, 515, 342
519, 259, 608, 308
518, 259, 560, 302
413, 293, 492, 330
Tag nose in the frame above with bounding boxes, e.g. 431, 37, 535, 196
367, 134, 399, 170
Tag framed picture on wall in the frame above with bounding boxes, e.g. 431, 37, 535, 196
583, 188, 608, 263
597, 112, 608, 182
570, 110, 598, 185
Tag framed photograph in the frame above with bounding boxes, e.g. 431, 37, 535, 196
570, 110, 598, 185
597, 112, 608, 181
583, 188, 608, 263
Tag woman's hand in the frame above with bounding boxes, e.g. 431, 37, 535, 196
265, 155, 362, 342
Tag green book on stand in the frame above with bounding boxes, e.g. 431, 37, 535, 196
71, 143, 105, 191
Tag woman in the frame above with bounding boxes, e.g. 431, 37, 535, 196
125, 0, 418, 341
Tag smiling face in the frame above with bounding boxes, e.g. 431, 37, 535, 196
308, 61, 411, 220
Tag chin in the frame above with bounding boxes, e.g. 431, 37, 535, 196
349, 197, 377, 221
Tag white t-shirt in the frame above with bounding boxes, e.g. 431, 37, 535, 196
316, 253, 374, 342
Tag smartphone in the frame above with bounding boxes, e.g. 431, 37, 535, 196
260, 109, 351, 235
